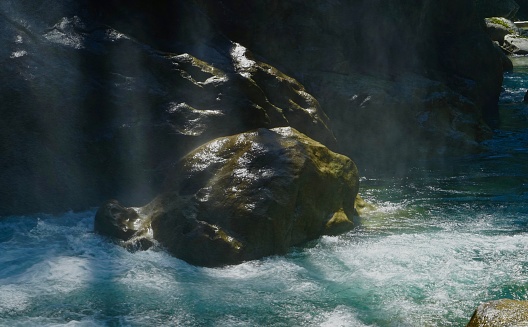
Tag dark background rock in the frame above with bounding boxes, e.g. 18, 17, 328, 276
0, 1, 333, 215
517, 0, 528, 19
476, 0, 520, 20
191, 0, 504, 171
0, 0, 509, 215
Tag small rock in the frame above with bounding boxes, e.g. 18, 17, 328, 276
467, 299, 528, 327
504, 35, 528, 54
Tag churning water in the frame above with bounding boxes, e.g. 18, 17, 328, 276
2, 67, 528, 326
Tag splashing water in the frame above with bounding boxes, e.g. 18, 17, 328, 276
1, 68, 528, 326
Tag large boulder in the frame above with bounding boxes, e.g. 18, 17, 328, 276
467, 299, 528, 326
82, 0, 507, 170
94, 127, 359, 267
0, 3, 334, 215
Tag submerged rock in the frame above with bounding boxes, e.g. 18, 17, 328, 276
466, 299, 528, 327
95, 127, 359, 267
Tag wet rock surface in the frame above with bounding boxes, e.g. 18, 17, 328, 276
467, 299, 528, 327
95, 127, 359, 267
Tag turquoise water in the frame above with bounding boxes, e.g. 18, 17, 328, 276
1, 68, 528, 326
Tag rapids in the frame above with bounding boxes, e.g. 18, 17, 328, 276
1, 64, 528, 326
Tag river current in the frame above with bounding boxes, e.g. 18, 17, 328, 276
1, 64, 528, 326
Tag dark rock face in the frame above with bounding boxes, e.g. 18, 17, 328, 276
517, 0, 528, 19
192, 0, 505, 170
94, 200, 141, 241
0, 0, 508, 215
0, 2, 333, 215
95, 127, 359, 267
476, 0, 520, 20
307, 72, 494, 171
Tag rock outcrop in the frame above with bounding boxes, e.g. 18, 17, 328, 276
484, 17, 528, 55
0, 4, 333, 215
485, 17, 521, 44
95, 127, 359, 267
193, 0, 505, 170
467, 299, 528, 327
0, 0, 509, 215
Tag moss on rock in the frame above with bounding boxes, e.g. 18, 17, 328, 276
486, 17, 519, 35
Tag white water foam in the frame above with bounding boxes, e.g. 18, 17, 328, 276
1, 171, 528, 327
0, 285, 30, 315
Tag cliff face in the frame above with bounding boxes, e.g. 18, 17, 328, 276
90, 0, 505, 169
195, 0, 503, 169
0, 0, 506, 215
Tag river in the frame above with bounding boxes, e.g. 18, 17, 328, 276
1, 63, 528, 326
